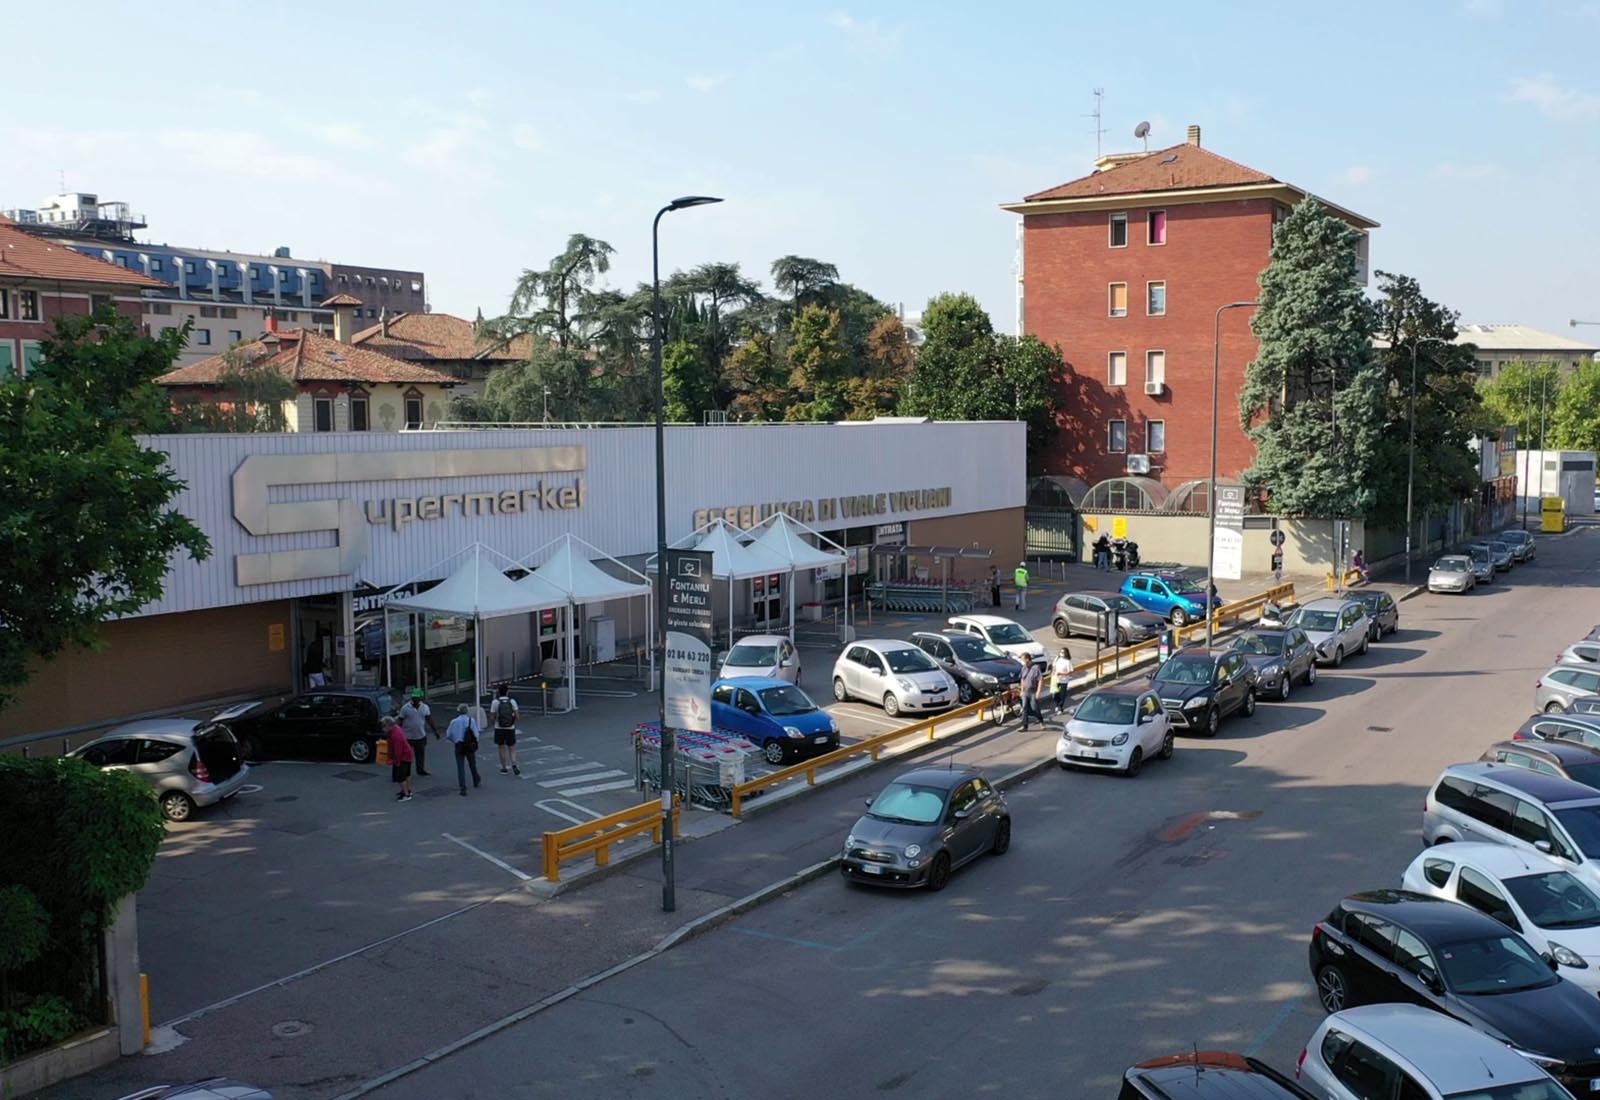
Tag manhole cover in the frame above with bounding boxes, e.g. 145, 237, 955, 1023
271, 1020, 312, 1039
333, 769, 377, 782
1366, 725, 1393, 733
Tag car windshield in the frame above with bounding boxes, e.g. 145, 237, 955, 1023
1435, 559, 1469, 572
1294, 610, 1339, 632
1074, 694, 1137, 725
1504, 870, 1600, 930
1489, 542, 1509, 554
868, 782, 947, 825
1444, 1081, 1579, 1100
1156, 657, 1213, 685
1105, 596, 1141, 613
1470, 548, 1490, 561
726, 644, 778, 667
1436, 933, 1559, 995
1501, 531, 1530, 545
1554, 806, 1600, 859
985, 623, 1032, 644
949, 635, 1004, 661
758, 685, 817, 717
1234, 632, 1283, 656
884, 647, 938, 674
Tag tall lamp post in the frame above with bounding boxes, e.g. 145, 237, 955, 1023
1402, 336, 1430, 583
1206, 300, 1259, 648
652, 195, 721, 913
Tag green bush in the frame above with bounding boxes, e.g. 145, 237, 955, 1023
0, 995, 86, 1063
0, 886, 49, 971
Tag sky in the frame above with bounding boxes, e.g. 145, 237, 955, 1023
2, 1, 1596, 340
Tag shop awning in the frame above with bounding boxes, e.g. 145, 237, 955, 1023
649, 518, 788, 580
744, 513, 848, 571
520, 533, 651, 604
389, 543, 565, 619
868, 544, 994, 559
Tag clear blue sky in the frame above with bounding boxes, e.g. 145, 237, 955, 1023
3, 1, 1594, 338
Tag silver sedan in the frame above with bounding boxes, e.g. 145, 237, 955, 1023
1427, 555, 1475, 594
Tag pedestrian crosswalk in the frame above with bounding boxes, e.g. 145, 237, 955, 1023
517, 736, 638, 798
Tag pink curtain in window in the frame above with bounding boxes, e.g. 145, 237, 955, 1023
1150, 211, 1167, 244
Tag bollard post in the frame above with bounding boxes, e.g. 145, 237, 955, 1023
21, 744, 29, 759
62, 737, 70, 757
541, 682, 550, 716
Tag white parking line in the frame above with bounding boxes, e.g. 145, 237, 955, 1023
442, 832, 533, 882
536, 769, 626, 788
556, 779, 639, 797
538, 761, 610, 776
534, 799, 603, 825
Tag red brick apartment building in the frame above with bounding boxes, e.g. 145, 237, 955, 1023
1002, 126, 1377, 499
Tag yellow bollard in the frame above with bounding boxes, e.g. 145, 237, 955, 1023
141, 973, 150, 1048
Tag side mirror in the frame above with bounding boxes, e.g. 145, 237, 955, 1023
1146, 670, 1157, 682
1418, 965, 1442, 992
1544, 952, 1561, 972
952, 808, 972, 821
1535, 839, 1554, 854
864, 798, 874, 808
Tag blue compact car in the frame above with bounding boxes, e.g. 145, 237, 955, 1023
711, 677, 840, 765
1120, 571, 1222, 626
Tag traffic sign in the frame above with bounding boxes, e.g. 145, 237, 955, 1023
1270, 529, 1286, 547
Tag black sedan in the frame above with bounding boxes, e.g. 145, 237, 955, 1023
1230, 627, 1317, 702
1513, 711, 1600, 748
1349, 589, 1399, 640
1121, 1052, 1313, 1100
840, 765, 1009, 891
909, 631, 1022, 705
216, 686, 396, 763
1147, 647, 1257, 736
1482, 738, 1600, 790
1309, 889, 1600, 1096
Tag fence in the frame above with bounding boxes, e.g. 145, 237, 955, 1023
541, 798, 681, 883
1076, 581, 1299, 685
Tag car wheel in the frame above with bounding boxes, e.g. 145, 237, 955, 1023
1316, 964, 1350, 1013
1170, 607, 1189, 627
1158, 729, 1175, 760
1278, 675, 1292, 702
833, 677, 849, 703
762, 740, 787, 765
926, 852, 951, 892
1546, 701, 1568, 714
1205, 707, 1220, 737
349, 737, 374, 764
1333, 646, 1344, 668
1052, 618, 1069, 638
1125, 747, 1144, 777
957, 681, 976, 705
1241, 689, 1257, 717
991, 817, 1011, 855
1359, 633, 1370, 656
159, 790, 196, 823
1431, 835, 1454, 846
1306, 662, 1318, 686
883, 692, 901, 718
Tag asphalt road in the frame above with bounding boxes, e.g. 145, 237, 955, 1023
356, 529, 1600, 1100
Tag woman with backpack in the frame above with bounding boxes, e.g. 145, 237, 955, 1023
491, 683, 521, 777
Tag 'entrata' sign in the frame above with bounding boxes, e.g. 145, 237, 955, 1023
693, 487, 951, 531
663, 550, 714, 732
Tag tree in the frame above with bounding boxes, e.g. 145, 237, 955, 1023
995, 333, 1062, 461
479, 343, 609, 422
0, 309, 211, 711
770, 255, 839, 312
1479, 360, 1565, 450
844, 314, 916, 419
484, 234, 615, 350
725, 331, 789, 421
171, 347, 297, 432
786, 305, 852, 421
1552, 359, 1600, 451
662, 340, 718, 422
1239, 200, 1383, 518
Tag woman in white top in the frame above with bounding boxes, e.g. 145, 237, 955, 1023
1050, 647, 1074, 714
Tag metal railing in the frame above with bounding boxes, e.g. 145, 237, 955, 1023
541, 797, 680, 883
1078, 581, 1299, 684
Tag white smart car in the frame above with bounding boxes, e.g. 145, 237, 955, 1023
1056, 686, 1172, 777
1401, 841, 1600, 995
945, 614, 1046, 662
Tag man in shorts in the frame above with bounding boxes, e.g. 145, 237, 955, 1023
384, 716, 414, 802
491, 683, 520, 776
397, 688, 436, 776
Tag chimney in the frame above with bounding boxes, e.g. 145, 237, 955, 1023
333, 304, 353, 343
380, 306, 389, 337
1186, 124, 1202, 147
265, 312, 278, 334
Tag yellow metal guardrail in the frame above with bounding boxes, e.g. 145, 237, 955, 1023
541, 797, 681, 882
1079, 581, 1298, 683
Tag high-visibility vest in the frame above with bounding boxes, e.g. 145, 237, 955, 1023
1014, 567, 1028, 588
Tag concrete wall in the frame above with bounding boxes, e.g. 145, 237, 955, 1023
1079, 512, 1366, 577
909, 507, 1026, 581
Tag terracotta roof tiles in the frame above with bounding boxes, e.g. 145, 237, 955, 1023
1022, 143, 1277, 202
155, 328, 459, 387
349, 311, 534, 362
0, 220, 165, 289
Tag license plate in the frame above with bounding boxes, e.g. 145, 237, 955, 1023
860, 863, 883, 875
814, 736, 829, 744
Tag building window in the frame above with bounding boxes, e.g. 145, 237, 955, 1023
199, 305, 218, 318
0, 290, 9, 320
195, 329, 212, 346
1108, 351, 1127, 387
90, 293, 112, 314
1147, 419, 1166, 453
18, 290, 40, 321
404, 389, 424, 430
148, 302, 173, 316
313, 395, 334, 433
0, 342, 14, 375
1109, 213, 1128, 248
1146, 350, 1166, 387
350, 390, 370, 431
367, 308, 378, 318
150, 258, 164, 272
21, 341, 44, 374
1147, 281, 1166, 316
1109, 283, 1128, 317
185, 261, 196, 274
220, 307, 237, 318
227, 330, 242, 343
1108, 419, 1127, 454
1148, 209, 1167, 245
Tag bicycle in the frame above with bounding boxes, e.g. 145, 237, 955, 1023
986, 685, 1023, 726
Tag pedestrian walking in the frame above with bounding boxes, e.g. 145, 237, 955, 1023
384, 717, 414, 802
445, 703, 482, 796
303, 636, 328, 689
988, 565, 1001, 609
1013, 560, 1030, 611
1093, 534, 1111, 571
1018, 653, 1046, 731
1051, 646, 1074, 715
491, 683, 520, 776
397, 688, 437, 776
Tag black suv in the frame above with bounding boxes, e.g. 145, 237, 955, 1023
1120, 1051, 1312, 1099
219, 685, 397, 763
1481, 737, 1600, 790
1148, 647, 1257, 737
910, 631, 1022, 704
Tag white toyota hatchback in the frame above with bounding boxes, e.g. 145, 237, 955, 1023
831, 640, 956, 718
1056, 686, 1172, 777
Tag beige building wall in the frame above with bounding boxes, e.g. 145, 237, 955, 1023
278, 382, 455, 432
909, 507, 1026, 581
1078, 512, 1365, 579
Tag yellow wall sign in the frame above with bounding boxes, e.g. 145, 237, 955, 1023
267, 623, 286, 652
1112, 516, 1128, 538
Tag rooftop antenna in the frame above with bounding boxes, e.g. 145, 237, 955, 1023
1084, 88, 1106, 159
1134, 121, 1151, 152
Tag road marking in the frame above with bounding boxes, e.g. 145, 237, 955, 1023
726, 926, 846, 951
539, 761, 610, 776
534, 799, 603, 825
832, 709, 901, 729
1243, 993, 1306, 1056
536, 769, 625, 787
556, 779, 639, 797
442, 832, 533, 882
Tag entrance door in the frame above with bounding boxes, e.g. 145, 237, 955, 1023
753, 573, 783, 628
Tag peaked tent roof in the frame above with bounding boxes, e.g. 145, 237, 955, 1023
388, 543, 565, 619
746, 513, 848, 571
522, 533, 650, 604
651, 519, 789, 580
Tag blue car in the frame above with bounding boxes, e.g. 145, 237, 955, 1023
711, 677, 840, 765
1120, 571, 1221, 626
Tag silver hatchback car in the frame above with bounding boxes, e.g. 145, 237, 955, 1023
1538, 665, 1600, 714
1289, 597, 1372, 667
72, 719, 250, 822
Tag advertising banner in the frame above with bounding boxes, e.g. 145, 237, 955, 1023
664, 549, 715, 732
385, 612, 412, 657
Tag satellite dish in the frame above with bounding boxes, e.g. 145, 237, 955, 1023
1134, 121, 1151, 138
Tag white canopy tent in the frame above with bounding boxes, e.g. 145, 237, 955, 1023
386, 543, 566, 720
518, 532, 653, 710
647, 518, 790, 648
743, 512, 850, 641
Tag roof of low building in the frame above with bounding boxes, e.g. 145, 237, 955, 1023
0, 216, 165, 289
1023, 142, 1275, 202
349, 311, 535, 362
319, 293, 364, 307
155, 327, 459, 387
1454, 323, 1599, 354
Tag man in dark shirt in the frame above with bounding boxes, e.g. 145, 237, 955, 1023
1018, 653, 1046, 731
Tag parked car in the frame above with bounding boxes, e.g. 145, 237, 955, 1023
116, 1082, 273, 1100
717, 634, 801, 684
1287, 597, 1372, 667
840, 765, 1009, 890
1516, 712, 1600, 749
1484, 539, 1516, 570
1056, 686, 1172, 777
1148, 646, 1257, 736
1482, 737, 1600, 791
71, 719, 250, 823
1500, 528, 1537, 562
217, 686, 395, 763
1230, 627, 1317, 702
1538, 665, 1600, 713
909, 631, 1022, 705
1556, 641, 1600, 668
1121, 1052, 1314, 1100
1298, 1005, 1573, 1100
1120, 570, 1221, 627
711, 678, 838, 764
831, 640, 955, 717
1307, 889, 1600, 1097
943, 614, 1046, 662
1465, 544, 1497, 584
1426, 555, 1475, 594
1422, 763, 1600, 893
1402, 842, 1600, 996
1050, 591, 1164, 646
1349, 589, 1399, 640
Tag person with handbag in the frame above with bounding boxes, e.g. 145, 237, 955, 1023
1050, 646, 1074, 715
445, 703, 482, 796
384, 716, 414, 803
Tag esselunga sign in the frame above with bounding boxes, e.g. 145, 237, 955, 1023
693, 487, 952, 531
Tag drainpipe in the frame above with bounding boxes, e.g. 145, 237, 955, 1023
268, 265, 282, 307
205, 259, 221, 302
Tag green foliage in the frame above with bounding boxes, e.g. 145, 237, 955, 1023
662, 341, 717, 422
1552, 359, 1600, 451
0, 886, 49, 971
485, 233, 615, 350
477, 343, 617, 423
0, 309, 211, 711
786, 306, 852, 421
171, 347, 297, 432
0, 994, 85, 1063
725, 332, 789, 421
1240, 201, 1381, 517
1479, 360, 1565, 449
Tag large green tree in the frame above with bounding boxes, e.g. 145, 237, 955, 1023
1239, 200, 1383, 518
1552, 359, 1600, 451
171, 347, 297, 432
1478, 359, 1565, 450
785, 305, 852, 421
661, 340, 718, 423
485, 233, 615, 350
0, 309, 210, 710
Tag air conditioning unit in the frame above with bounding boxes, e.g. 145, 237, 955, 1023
1126, 454, 1152, 475
1144, 380, 1166, 396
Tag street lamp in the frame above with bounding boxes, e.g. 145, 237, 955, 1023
1403, 336, 1429, 583
542, 386, 550, 423
653, 194, 721, 914
1206, 300, 1259, 647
